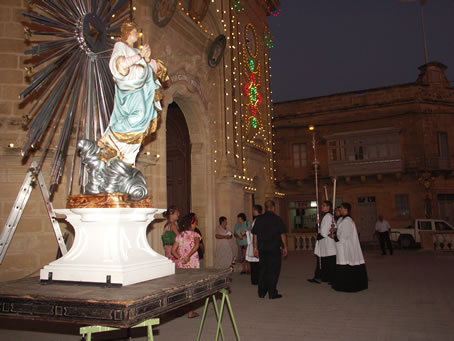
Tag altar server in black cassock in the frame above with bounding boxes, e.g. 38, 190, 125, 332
252, 200, 288, 299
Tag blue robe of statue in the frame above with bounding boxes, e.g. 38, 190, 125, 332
101, 41, 163, 165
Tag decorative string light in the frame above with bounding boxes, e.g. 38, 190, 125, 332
233, 0, 245, 13
270, 9, 281, 17
242, 23, 263, 134
177, 2, 215, 36
264, 0, 281, 16
264, 26, 274, 49
207, 3, 278, 190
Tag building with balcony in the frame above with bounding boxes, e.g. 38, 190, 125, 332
273, 62, 454, 241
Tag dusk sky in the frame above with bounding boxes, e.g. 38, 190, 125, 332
267, 0, 454, 103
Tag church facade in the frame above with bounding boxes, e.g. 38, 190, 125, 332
0, 0, 279, 280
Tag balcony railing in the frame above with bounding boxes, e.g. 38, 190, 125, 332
328, 158, 403, 177
420, 231, 454, 251
433, 232, 454, 251
327, 155, 452, 177
404, 155, 452, 171
288, 232, 317, 251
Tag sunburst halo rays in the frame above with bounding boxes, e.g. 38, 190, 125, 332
28, 4, 75, 28
34, 1, 78, 24
20, 44, 76, 100
20, 0, 131, 193
24, 52, 80, 152
100, 0, 129, 22
22, 11, 75, 32
50, 56, 86, 188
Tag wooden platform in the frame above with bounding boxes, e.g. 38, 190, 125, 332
0, 268, 231, 328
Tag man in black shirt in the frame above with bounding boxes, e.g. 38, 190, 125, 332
252, 200, 288, 299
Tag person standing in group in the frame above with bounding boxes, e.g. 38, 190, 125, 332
162, 206, 179, 261
252, 200, 288, 299
215, 216, 234, 269
375, 214, 393, 255
171, 213, 201, 318
334, 206, 342, 222
246, 205, 262, 285
171, 213, 201, 269
234, 213, 251, 274
331, 202, 368, 292
308, 200, 336, 284
189, 212, 205, 268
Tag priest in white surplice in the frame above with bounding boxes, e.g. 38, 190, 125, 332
331, 202, 368, 292
308, 200, 337, 284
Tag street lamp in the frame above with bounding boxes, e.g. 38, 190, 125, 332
309, 125, 320, 227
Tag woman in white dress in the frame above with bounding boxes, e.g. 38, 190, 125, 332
332, 202, 368, 292
215, 216, 233, 269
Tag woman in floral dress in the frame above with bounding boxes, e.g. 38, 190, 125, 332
172, 213, 201, 269
171, 213, 201, 317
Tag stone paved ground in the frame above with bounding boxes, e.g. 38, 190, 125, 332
1, 249, 454, 340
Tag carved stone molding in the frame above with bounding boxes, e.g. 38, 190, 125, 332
168, 70, 208, 110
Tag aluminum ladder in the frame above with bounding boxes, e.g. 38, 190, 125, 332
0, 161, 67, 263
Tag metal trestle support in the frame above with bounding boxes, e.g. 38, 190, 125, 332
197, 288, 240, 341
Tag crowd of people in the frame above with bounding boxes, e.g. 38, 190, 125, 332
161, 200, 288, 302
161, 199, 370, 315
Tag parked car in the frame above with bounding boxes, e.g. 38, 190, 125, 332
389, 219, 454, 248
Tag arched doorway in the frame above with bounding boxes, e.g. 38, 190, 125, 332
166, 102, 191, 216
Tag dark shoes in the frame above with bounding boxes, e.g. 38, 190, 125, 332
259, 290, 283, 299
307, 278, 321, 284
269, 294, 283, 299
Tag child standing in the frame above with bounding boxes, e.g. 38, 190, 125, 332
172, 213, 201, 318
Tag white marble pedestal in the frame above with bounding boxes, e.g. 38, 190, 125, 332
40, 208, 175, 286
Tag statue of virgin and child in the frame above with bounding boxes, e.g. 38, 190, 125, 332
78, 21, 169, 201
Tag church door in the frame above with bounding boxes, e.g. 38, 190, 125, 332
166, 103, 191, 216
